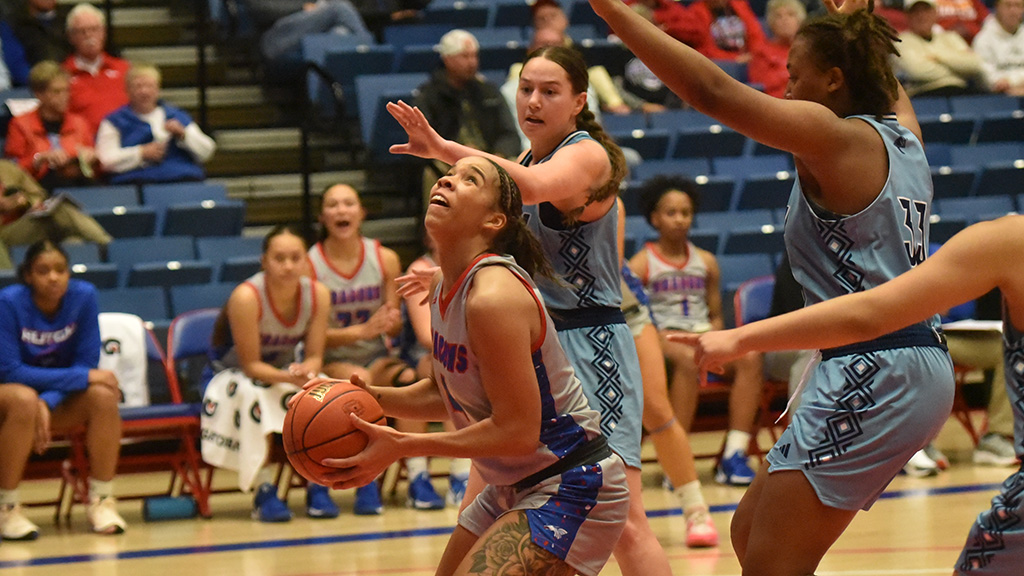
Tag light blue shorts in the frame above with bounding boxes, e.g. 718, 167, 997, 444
955, 464, 1024, 574
766, 345, 954, 510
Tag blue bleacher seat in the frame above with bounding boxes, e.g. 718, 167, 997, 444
736, 172, 795, 211
565, 24, 599, 42
690, 229, 721, 254
396, 44, 441, 73
648, 108, 715, 132
601, 113, 648, 133
169, 283, 235, 317
672, 125, 747, 159
96, 286, 169, 321
196, 236, 263, 281
928, 215, 967, 244
611, 128, 671, 161
71, 262, 118, 290
476, 42, 528, 73
722, 225, 785, 256
713, 155, 790, 178
974, 162, 1024, 198
930, 167, 976, 199
624, 215, 657, 249
713, 59, 748, 83
383, 23, 450, 52
89, 206, 158, 238
575, 38, 630, 77
162, 201, 246, 237
694, 176, 736, 213
949, 94, 1021, 118
301, 32, 375, 67
925, 142, 952, 167
935, 196, 1016, 223
323, 45, 398, 118
489, 0, 533, 28
717, 254, 775, 291
107, 236, 197, 285
917, 115, 975, 145
220, 256, 262, 283
1019, 193, 1024, 212
10, 242, 102, 266
356, 72, 430, 162
128, 261, 214, 289
694, 209, 775, 232
949, 143, 1023, 168
62, 185, 139, 211
975, 112, 1024, 144
140, 182, 228, 208
421, 3, 490, 27
910, 96, 950, 116
566, 0, 609, 35
631, 158, 712, 182
464, 26, 525, 45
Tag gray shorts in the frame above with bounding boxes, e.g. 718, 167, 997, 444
459, 453, 629, 576
955, 464, 1024, 575
766, 346, 954, 511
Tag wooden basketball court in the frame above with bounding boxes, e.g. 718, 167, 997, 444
0, 418, 1010, 576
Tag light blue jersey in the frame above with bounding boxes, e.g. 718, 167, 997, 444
521, 130, 644, 467
769, 115, 955, 511
956, 307, 1024, 574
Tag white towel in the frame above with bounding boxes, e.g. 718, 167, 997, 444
97, 312, 149, 407
199, 369, 301, 492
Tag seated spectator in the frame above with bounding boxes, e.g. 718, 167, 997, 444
350, 0, 429, 41
201, 225, 335, 523
627, 175, 764, 487
972, 0, 1024, 96
616, 3, 684, 108
0, 159, 111, 260
936, 0, 990, 42
675, 0, 766, 63
96, 64, 216, 184
244, 0, 372, 63
625, 0, 697, 44
11, 0, 70, 65
415, 30, 520, 161
62, 3, 129, 133
0, 240, 127, 540
748, 0, 807, 98
5, 60, 98, 188
896, 0, 986, 97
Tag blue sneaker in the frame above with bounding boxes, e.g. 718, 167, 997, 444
353, 483, 383, 516
252, 483, 292, 522
306, 484, 340, 519
407, 473, 445, 510
446, 473, 469, 507
715, 452, 756, 486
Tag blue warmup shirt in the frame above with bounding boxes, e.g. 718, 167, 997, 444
0, 280, 101, 409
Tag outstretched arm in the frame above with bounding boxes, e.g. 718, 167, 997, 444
673, 216, 1021, 370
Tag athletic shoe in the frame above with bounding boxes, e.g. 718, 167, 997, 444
973, 433, 1020, 467
446, 474, 469, 507
305, 484, 340, 519
407, 473, 445, 510
252, 483, 292, 523
0, 504, 39, 541
684, 508, 719, 548
86, 497, 127, 534
715, 452, 756, 486
902, 449, 939, 478
354, 483, 383, 516
923, 443, 950, 470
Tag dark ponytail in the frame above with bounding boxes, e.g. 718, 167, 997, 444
798, 9, 901, 116
487, 159, 554, 280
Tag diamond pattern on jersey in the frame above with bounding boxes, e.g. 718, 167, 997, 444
814, 218, 864, 293
587, 324, 623, 438
805, 354, 879, 470
557, 229, 596, 308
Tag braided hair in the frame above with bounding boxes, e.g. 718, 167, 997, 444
522, 45, 628, 216
797, 8, 901, 117
486, 159, 555, 280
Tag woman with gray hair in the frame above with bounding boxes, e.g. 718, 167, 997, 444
748, 0, 807, 98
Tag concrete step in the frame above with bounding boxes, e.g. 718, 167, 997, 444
120, 45, 226, 87
161, 86, 283, 129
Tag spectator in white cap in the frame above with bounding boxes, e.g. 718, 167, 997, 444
894, 0, 986, 97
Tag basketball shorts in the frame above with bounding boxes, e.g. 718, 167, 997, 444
955, 463, 1024, 574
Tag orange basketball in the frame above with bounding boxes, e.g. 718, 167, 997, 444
282, 380, 386, 486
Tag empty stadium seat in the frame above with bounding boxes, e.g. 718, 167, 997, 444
355, 72, 431, 162
162, 201, 246, 237
612, 128, 671, 161
694, 175, 736, 213
631, 158, 712, 182
71, 263, 119, 290
62, 185, 139, 211
917, 115, 975, 145
420, 2, 490, 28
717, 254, 775, 291
928, 215, 967, 244
722, 225, 786, 256
88, 206, 158, 238
169, 283, 235, 317
935, 196, 1016, 223
713, 155, 790, 178
736, 172, 795, 211
128, 261, 214, 289
694, 209, 775, 232
195, 236, 263, 282
930, 167, 976, 199
96, 286, 169, 321
672, 125, 747, 159
107, 236, 197, 285
973, 161, 1024, 198
975, 111, 1024, 144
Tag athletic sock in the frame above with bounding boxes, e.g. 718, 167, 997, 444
674, 480, 707, 517
0, 488, 18, 507
724, 430, 752, 458
89, 478, 114, 501
449, 458, 471, 478
405, 457, 429, 479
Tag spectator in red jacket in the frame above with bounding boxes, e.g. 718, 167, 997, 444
625, 0, 694, 44
677, 0, 766, 63
4, 60, 98, 189
61, 3, 128, 133
748, 0, 807, 98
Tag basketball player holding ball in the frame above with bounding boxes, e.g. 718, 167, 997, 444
307, 157, 629, 576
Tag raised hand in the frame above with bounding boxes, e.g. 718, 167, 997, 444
387, 101, 448, 160
396, 265, 438, 305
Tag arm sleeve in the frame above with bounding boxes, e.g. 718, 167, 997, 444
0, 299, 90, 401
180, 122, 217, 163
95, 119, 145, 173
933, 33, 985, 76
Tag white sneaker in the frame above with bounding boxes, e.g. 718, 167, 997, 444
0, 504, 40, 540
973, 434, 1020, 467
684, 508, 719, 548
903, 449, 939, 478
87, 497, 127, 535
